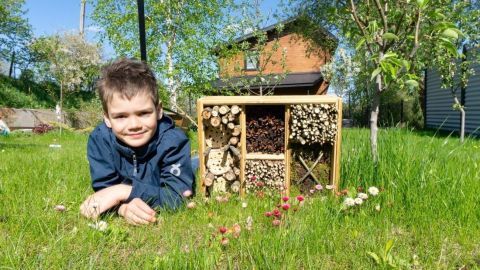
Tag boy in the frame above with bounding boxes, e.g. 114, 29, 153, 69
80, 58, 194, 225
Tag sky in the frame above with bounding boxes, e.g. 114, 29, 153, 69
24, 0, 287, 60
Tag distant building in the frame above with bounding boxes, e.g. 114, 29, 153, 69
214, 17, 337, 95
0, 60, 9, 76
424, 49, 480, 136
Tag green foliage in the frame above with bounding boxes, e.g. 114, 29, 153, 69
0, 74, 55, 108
29, 32, 102, 131
30, 32, 101, 91
291, 0, 473, 158
90, 0, 234, 106
0, 81, 39, 108
0, 0, 32, 71
65, 98, 103, 129
321, 48, 359, 97
367, 239, 402, 269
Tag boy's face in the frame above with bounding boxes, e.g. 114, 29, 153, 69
104, 92, 162, 148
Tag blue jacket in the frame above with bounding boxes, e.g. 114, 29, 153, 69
87, 114, 195, 210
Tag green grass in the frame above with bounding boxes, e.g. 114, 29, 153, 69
0, 128, 479, 269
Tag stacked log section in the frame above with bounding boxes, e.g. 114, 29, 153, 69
201, 104, 242, 195
245, 160, 285, 195
246, 106, 285, 154
289, 104, 338, 145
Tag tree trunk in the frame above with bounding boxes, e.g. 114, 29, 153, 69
167, 40, 177, 110
166, 5, 177, 111
460, 108, 465, 143
60, 83, 63, 136
453, 96, 465, 143
370, 74, 382, 163
8, 51, 15, 78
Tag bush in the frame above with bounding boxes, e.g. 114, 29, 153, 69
0, 74, 56, 108
32, 123, 54, 134
65, 98, 103, 129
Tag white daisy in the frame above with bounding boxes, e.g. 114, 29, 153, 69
357, 193, 368, 200
368, 186, 379, 196
344, 197, 355, 207
354, 198, 363, 205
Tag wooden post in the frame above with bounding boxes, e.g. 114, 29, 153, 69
196, 99, 206, 195
240, 105, 247, 197
284, 105, 291, 196
331, 99, 343, 192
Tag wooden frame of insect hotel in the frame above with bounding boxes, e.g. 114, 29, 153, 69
197, 95, 342, 197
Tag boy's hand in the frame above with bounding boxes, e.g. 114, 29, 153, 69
80, 184, 132, 219
118, 198, 156, 225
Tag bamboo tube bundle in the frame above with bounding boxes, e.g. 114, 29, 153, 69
289, 103, 338, 145
245, 160, 285, 195
246, 106, 285, 154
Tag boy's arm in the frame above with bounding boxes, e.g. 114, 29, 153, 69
125, 131, 195, 209
81, 129, 129, 219
80, 184, 131, 218
87, 130, 123, 191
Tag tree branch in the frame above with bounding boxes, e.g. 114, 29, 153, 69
349, 0, 376, 57
374, 0, 388, 47
408, 10, 421, 59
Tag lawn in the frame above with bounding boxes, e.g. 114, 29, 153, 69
0, 128, 479, 269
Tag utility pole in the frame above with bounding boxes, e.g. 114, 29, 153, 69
137, 0, 147, 62
80, 0, 86, 36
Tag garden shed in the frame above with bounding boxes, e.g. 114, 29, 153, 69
214, 17, 337, 96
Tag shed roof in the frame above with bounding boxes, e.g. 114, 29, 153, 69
214, 72, 323, 90
232, 16, 337, 47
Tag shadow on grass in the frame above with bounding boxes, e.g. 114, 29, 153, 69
0, 142, 47, 150
410, 128, 479, 141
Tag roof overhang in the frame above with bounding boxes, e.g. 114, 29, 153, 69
214, 72, 324, 90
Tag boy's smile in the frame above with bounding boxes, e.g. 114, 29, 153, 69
104, 92, 162, 148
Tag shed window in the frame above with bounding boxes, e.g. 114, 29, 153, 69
244, 51, 259, 70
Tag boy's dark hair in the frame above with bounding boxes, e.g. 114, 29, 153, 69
97, 58, 160, 113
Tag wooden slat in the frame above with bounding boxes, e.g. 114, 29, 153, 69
196, 99, 206, 195
199, 95, 339, 105
284, 105, 291, 196
240, 105, 247, 197
245, 153, 285, 160
330, 99, 343, 193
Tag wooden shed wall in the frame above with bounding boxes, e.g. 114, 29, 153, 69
219, 33, 331, 77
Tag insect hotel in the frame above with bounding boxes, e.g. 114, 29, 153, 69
197, 95, 342, 196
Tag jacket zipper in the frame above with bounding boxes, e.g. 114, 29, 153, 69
132, 153, 138, 176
